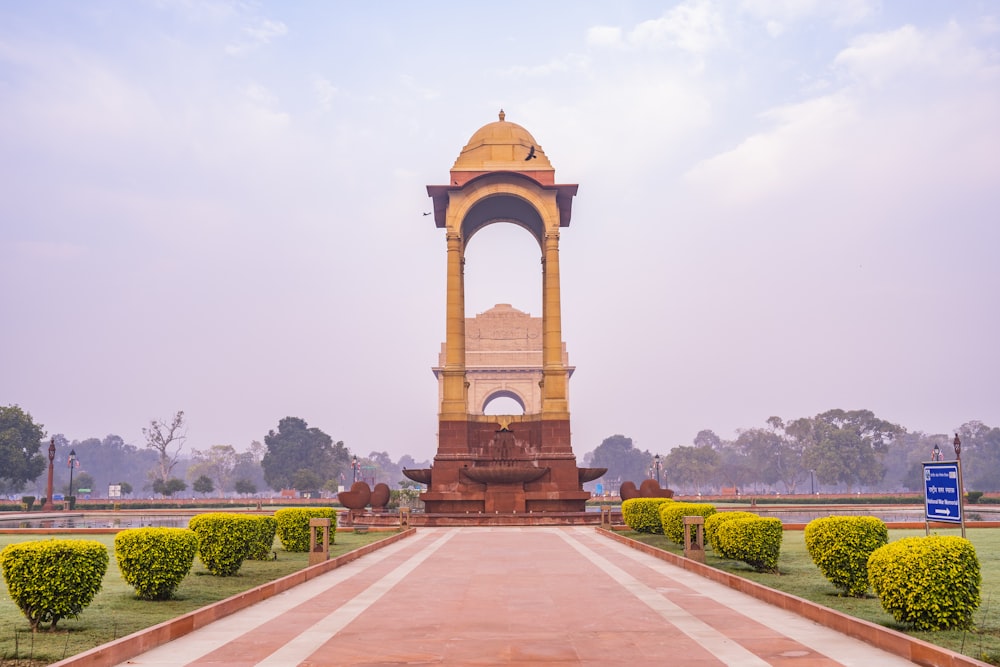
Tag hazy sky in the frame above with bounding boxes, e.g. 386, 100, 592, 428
2, 1, 998, 464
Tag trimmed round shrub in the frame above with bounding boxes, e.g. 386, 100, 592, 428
705, 511, 758, 553
804, 516, 887, 597
246, 516, 278, 560
274, 508, 339, 552
0, 539, 109, 631
621, 498, 672, 534
868, 535, 980, 631
188, 513, 257, 576
715, 517, 783, 572
115, 527, 198, 600
658, 502, 716, 544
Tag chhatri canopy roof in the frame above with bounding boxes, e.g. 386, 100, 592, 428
426, 111, 578, 230
451, 110, 555, 173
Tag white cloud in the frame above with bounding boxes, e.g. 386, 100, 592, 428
246, 18, 287, 43
586, 25, 622, 47
684, 17, 1000, 208
628, 0, 728, 54
740, 0, 876, 30
226, 17, 288, 55
832, 22, 989, 88
500, 53, 591, 78
682, 92, 857, 203
313, 76, 338, 112
585, 0, 727, 55
399, 74, 439, 102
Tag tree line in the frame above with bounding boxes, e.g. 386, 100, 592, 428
6, 403, 998, 500
0, 406, 427, 500
584, 409, 1000, 495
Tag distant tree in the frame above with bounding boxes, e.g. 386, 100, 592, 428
733, 426, 800, 492
693, 429, 723, 450
232, 449, 268, 493
261, 417, 339, 490
589, 435, 653, 488
247, 440, 266, 463
152, 477, 187, 497
192, 475, 214, 496
188, 445, 238, 494
367, 450, 399, 486
143, 411, 187, 485
290, 468, 323, 496
234, 479, 257, 496
118, 481, 134, 496
64, 472, 95, 497
56, 434, 153, 498
714, 442, 752, 493
957, 421, 1000, 492
0, 405, 47, 493
792, 409, 904, 492
665, 445, 718, 494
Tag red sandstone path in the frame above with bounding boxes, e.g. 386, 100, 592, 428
116, 527, 920, 666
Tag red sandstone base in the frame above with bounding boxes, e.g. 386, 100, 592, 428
408, 416, 602, 515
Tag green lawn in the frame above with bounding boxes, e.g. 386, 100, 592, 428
4, 527, 997, 666
0, 531, 392, 666
627, 527, 1000, 666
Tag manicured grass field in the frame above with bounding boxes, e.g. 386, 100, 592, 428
3, 526, 997, 665
0, 530, 392, 666
628, 526, 1000, 666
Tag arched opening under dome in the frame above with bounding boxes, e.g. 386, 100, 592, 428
482, 391, 526, 415
463, 222, 541, 317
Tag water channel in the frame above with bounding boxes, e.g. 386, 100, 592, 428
0, 513, 196, 530
1, 506, 997, 531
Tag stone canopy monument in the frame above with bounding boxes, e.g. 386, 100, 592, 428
404, 111, 604, 514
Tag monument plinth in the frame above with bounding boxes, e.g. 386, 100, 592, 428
415, 112, 601, 514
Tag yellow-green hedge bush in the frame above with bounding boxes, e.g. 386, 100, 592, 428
188, 513, 257, 576
705, 511, 758, 553
868, 535, 980, 631
658, 502, 716, 544
0, 539, 108, 631
621, 498, 672, 534
246, 516, 278, 560
274, 508, 339, 552
804, 516, 887, 597
715, 517, 783, 572
115, 527, 198, 600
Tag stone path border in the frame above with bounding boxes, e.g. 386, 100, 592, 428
600, 529, 989, 667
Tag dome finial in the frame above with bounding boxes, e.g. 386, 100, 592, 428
498, 108, 505, 121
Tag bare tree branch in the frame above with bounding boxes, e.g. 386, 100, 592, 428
143, 410, 186, 484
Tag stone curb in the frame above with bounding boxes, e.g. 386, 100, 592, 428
598, 528, 990, 667
48, 528, 417, 667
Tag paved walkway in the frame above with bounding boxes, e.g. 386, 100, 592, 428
116, 527, 919, 666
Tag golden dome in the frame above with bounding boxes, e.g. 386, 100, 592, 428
452, 110, 554, 173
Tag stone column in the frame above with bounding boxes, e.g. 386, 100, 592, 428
541, 231, 569, 417
440, 230, 467, 419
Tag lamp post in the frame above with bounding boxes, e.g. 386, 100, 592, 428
43, 438, 56, 511
67, 449, 78, 509
954, 433, 966, 538
931, 443, 942, 461
809, 469, 815, 495
654, 454, 661, 486
352, 455, 358, 483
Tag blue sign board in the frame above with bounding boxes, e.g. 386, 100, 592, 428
923, 461, 962, 523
